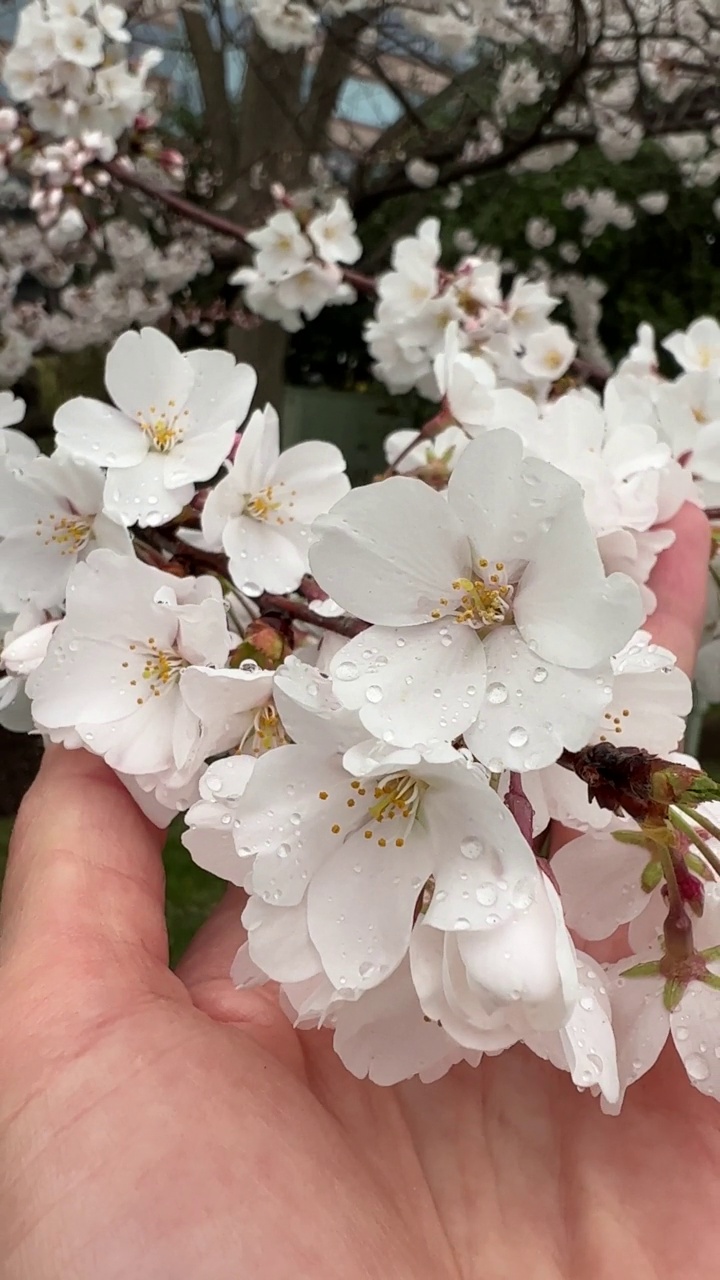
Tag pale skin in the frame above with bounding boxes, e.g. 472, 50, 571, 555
0, 503, 715, 1280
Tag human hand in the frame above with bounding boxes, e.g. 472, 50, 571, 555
0, 503, 714, 1280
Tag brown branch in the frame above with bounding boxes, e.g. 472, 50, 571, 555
258, 593, 368, 638
103, 160, 377, 296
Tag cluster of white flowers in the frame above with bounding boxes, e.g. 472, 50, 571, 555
231, 196, 362, 332
2, 304, 720, 1104
365, 217, 577, 395
2, 1, 159, 142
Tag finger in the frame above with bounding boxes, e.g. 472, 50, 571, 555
645, 502, 710, 676
175, 885, 247, 992
0, 746, 169, 969
174, 885, 306, 1074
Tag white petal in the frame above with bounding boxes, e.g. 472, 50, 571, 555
410, 928, 518, 1051
671, 982, 720, 1099
456, 876, 577, 1031
447, 429, 580, 563
244, 896, 322, 983
163, 421, 238, 488
306, 826, 433, 991
103, 456, 194, 527
236, 746, 350, 905
105, 327, 194, 421
602, 956, 667, 1113
423, 771, 539, 931
309, 477, 471, 625
515, 499, 643, 668
54, 397, 149, 468
332, 959, 466, 1085
465, 626, 613, 772
273, 656, 363, 755
328, 621, 485, 750
224, 516, 307, 595
550, 825, 649, 940
183, 349, 256, 433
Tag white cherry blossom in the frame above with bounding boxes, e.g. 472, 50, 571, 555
663, 317, 720, 374
0, 450, 131, 611
200, 403, 349, 596
310, 430, 643, 770
27, 549, 234, 776
54, 328, 256, 526
307, 197, 361, 265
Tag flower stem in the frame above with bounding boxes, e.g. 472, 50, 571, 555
669, 807, 720, 877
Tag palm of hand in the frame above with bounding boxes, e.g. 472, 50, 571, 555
0, 506, 717, 1280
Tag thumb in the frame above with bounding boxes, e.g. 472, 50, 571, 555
0, 746, 168, 970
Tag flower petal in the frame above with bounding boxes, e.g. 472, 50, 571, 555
328, 621, 485, 750
54, 397, 148, 467
550, 824, 650, 940
105, 327, 194, 420
514, 500, 643, 668
602, 956, 667, 1113
422, 770, 539, 931
310, 477, 471, 625
103, 455, 194, 527
306, 826, 433, 991
244, 896, 322, 983
465, 626, 613, 772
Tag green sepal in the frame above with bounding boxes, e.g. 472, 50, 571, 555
663, 977, 686, 1012
621, 960, 662, 979
641, 860, 663, 893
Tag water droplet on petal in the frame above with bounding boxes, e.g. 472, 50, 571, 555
289, 812, 301, 826
511, 877, 536, 910
454, 917, 471, 930
532, 666, 548, 683
461, 836, 484, 860
207, 776, 223, 793
475, 882, 497, 906
358, 961, 374, 978
508, 725, 528, 748
487, 681, 508, 704
685, 1053, 709, 1082
336, 661, 359, 681
579, 995, 594, 1012
366, 685, 383, 703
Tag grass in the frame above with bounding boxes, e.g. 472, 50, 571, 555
0, 814, 225, 966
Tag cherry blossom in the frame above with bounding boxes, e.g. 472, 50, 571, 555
0, 451, 132, 611
54, 328, 256, 526
27, 549, 235, 776
310, 429, 643, 769
200, 404, 349, 596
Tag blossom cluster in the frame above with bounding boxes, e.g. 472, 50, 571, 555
2, 1, 158, 143
231, 196, 362, 332
365, 218, 577, 395
2, 309, 720, 1107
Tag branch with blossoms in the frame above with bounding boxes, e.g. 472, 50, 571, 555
2, 295, 720, 1101
6, 0, 720, 1109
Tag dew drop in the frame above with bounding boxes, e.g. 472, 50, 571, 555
511, 877, 536, 910
405, 675, 413, 686
488, 756, 504, 772
206, 776, 223, 793
685, 1053, 710, 1082
336, 660, 359, 681
532, 666, 548, 683
508, 725, 528, 748
366, 685, 383, 703
485, 912, 501, 925
454, 917, 471, 930
475, 882, 497, 906
461, 836, 484, 860
674, 1026, 689, 1041
358, 961, 374, 978
221, 813, 232, 826
396, 637, 406, 648
579, 995, 594, 1012
487, 681, 508, 704
466, 684, 477, 696
434, 889, 447, 903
